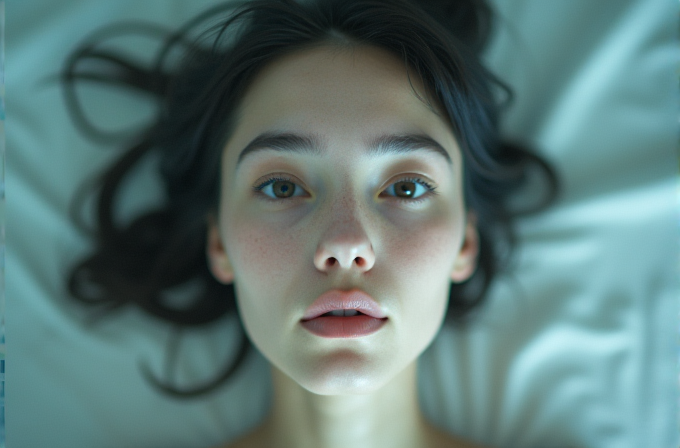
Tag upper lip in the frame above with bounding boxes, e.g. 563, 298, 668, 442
301, 288, 387, 321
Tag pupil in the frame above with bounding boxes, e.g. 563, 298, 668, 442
399, 182, 414, 197
275, 182, 292, 197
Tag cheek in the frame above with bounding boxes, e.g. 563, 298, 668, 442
231, 225, 286, 282
386, 215, 464, 347
229, 223, 291, 290
223, 215, 306, 333
386, 209, 465, 284
221, 192, 306, 288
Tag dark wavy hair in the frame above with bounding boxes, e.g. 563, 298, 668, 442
63, 0, 559, 397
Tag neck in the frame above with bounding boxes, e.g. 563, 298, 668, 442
259, 360, 433, 448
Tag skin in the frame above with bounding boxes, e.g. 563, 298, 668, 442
207, 43, 485, 448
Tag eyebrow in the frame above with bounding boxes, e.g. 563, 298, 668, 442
235, 131, 453, 169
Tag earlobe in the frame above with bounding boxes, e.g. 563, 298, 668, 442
206, 214, 234, 284
450, 213, 479, 283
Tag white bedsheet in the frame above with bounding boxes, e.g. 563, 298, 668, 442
7, 1, 679, 447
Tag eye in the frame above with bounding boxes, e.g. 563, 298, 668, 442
252, 175, 308, 202
380, 177, 439, 205
252, 175, 439, 205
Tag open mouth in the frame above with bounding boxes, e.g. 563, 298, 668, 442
320, 310, 366, 317
301, 310, 387, 338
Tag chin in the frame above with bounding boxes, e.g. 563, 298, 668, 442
293, 352, 395, 396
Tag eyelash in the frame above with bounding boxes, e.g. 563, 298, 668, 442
252, 174, 439, 205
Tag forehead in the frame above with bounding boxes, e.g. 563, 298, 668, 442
224, 43, 459, 168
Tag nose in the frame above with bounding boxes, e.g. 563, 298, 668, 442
314, 240, 375, 272
313, 192, 376, 273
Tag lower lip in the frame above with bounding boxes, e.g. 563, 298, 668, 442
300, 315, 388, 338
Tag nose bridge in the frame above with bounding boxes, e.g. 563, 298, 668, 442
322, 162, 366, 216
325, 186, 368, 240
313, 181, 376, 271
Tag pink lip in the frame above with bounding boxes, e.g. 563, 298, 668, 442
301, 289, 387, 321
300, 289, 388, 339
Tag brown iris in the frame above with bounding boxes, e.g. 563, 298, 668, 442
394, 181, 415, 198
273, 181, 294, 198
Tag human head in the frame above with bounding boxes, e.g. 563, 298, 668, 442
65, 0, 558, 396
205, 42, 478, 394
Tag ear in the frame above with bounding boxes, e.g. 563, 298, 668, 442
450, 212, 479, 283
206, 213, 234, 284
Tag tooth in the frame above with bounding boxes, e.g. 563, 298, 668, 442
344, 310, 359, 316
329, 310, 344, 316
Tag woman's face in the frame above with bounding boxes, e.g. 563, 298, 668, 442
208, 44, 478, 395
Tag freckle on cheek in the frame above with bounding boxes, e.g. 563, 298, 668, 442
237, 225, 298, 282
239, 230, 271, 277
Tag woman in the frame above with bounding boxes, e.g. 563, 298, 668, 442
64, 0, 558, 447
